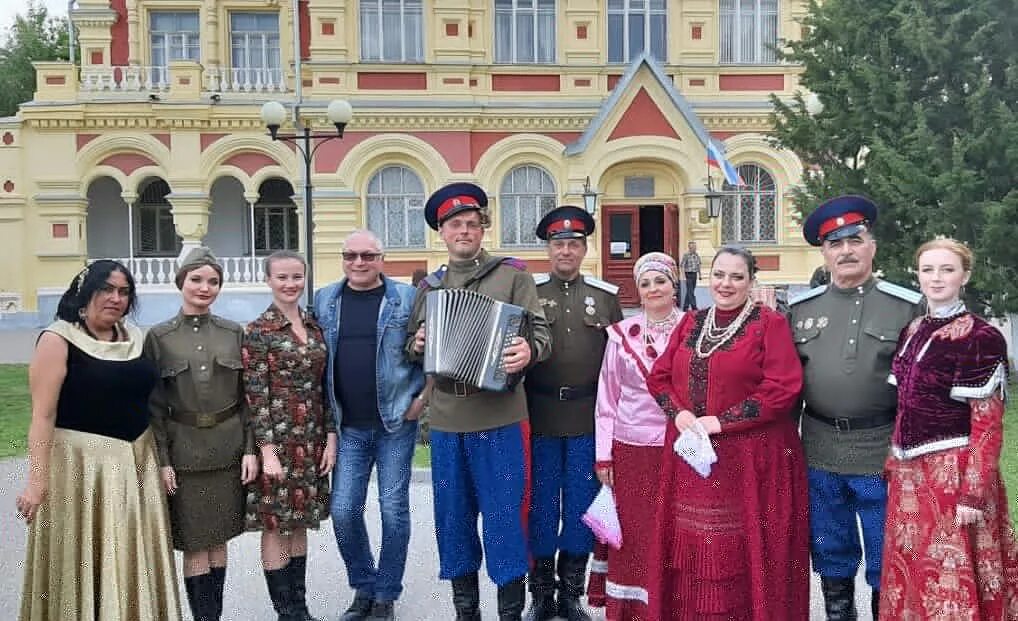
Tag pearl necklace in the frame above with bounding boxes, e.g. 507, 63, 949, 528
643, 308, 679, 359
694, 299, 754, 358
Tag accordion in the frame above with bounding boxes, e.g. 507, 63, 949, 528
423, 289, 530, 392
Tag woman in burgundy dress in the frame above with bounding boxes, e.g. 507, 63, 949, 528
880, 237, 1017, 619
243, 250, 336, 621
646, 246, 810, 621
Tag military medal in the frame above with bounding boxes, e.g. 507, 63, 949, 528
584, 296, 595, 306
817, 316, 829, 329
586, 306, 596, 316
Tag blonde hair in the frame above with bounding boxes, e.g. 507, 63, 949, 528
915, 237, 973, 272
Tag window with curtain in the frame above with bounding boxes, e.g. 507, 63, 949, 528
366, 166, 426, 249
254, 179, 299, 254
720, 164, 777, 243
494, 0, 556, 64
499, 165, 556, 247
230, 13, 281, 88
136, 179, 181, 256
720, 0, 779, 64
360, 0, 424, 62
149, 12, 200, 86
607, 0, 666, 64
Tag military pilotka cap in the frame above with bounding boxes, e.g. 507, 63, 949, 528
424, 182, 487, 231
802, 195, 879, 246
536, 206, 595, 241
175, 246, 224, 289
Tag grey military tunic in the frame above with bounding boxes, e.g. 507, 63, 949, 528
527, 274, 623, 437
144, 312, 254, 551
789, 278, 920, 475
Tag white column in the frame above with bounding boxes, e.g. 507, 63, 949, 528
121, 191, 137, 273
245, 192, 260, 283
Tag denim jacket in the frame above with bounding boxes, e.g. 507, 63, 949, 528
314, 275, 425, 433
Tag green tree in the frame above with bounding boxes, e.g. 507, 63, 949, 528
0, 1, 69, 117
771, 0, 1018, 314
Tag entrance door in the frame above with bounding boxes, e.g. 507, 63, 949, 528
601, 204, 680, 306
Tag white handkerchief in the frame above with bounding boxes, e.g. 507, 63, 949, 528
672, 421, 717, 478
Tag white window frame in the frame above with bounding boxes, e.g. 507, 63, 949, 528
720, 164, 778, 244
494, 0, 556, 64
149, 12, 200, 86
359, 0, 424, 63
230, 12, 281, 86
366, 165, 427, 249
499, 165, 557, 248
719, 0, 779, 64
607, 0, 667, 64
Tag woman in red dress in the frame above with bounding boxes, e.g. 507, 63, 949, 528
646, 245, 810, 621
879, 238, 1017, 619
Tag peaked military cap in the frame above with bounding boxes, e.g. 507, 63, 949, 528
424, 182, 487, 230
175, 246, 224, 289
536, 206, 595, 241
803, 194, 879, 246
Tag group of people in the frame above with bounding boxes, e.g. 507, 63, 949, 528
13, 182, 1015, 621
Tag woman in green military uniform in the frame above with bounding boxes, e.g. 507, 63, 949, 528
144, 247, 258, 621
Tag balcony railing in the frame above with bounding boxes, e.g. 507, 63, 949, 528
204, 67, 287, 93
95, 257, 264, 286
78, 65, 288, 94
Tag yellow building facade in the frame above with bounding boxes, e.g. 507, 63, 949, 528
0, 0, 820, 323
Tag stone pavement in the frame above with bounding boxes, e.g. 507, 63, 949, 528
0, 455, 873, 620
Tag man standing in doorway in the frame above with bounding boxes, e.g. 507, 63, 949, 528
315, 230, 426, 621
406, 182, 552, 621
789, 196, 920, 621
678, 240, 700, 310
525, 206, 623, 621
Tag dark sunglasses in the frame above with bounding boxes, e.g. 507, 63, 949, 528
342, 252, 383, 262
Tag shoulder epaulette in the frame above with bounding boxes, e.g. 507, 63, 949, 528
502, 257, 527, 271
876, 280, 923, 305
789, 285, 827, 306
583, 275, 620, 296
533, 273, 551, 285
418, 267, 446, 291
209, 315, 242, 332
148, 315, 181, 337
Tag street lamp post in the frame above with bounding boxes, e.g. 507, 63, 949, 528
260, 99, 353, 307
704, 175, 724, 219
582, 176, 599, 215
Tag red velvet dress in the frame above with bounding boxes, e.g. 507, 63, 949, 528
880, 311, 1018, 619
646, 304, 810, 621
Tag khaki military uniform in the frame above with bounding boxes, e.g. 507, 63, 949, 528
144, 311, 254, 551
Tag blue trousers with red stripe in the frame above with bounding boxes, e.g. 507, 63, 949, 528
430, 422, 528, 587
808, 467, 887, 587
528, 433, 598, 558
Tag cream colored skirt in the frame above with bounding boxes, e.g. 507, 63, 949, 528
19, 427, 181, 621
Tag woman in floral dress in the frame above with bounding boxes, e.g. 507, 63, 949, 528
880, 237, 1017, 619
243, 250, 337, 621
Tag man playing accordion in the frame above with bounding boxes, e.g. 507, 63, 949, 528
406, 182, 551, 620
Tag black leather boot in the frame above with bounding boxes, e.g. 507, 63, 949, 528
184, 573, 216, 621
820, 576, 857, 621
288, 555, 321, 621
497, 576, 526, 621
339, 592, 375, 621
451, 572, 482, 621
264, 567, 300, 621
871, 589, 879, 620
523, 557, 556, 621
556, 554, 592, 621
366, 600, 395, 621
210, 566, 226, 621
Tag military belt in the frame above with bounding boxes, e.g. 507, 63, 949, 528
528, 383, 598, 401
805, 408, 895, 432
433, 377, 484, 398
173, 404, 237, 428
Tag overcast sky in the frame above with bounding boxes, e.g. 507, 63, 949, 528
1, 0, 68, 37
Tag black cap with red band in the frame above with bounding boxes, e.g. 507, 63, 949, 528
536, 206, 595, 241
802, 194, 879, 247
424, 182, 487, 231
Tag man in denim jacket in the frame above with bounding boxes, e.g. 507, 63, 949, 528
314, 230, 426, 621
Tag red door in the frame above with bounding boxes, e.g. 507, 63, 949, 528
601, 205, 640, 306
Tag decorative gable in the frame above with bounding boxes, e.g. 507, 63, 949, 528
607, 87, 680, 142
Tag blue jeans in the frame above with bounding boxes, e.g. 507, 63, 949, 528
331, 421, 418, 602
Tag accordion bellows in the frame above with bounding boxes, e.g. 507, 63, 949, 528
424, 289, 530, 392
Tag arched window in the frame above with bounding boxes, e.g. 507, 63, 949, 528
721, 164, 777, 243
366, 165, 426, 249
499, 164, 556, 247
136, 178, 181, 256
254, 178, 298, 254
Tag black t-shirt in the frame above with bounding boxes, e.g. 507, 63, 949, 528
334, 282, 385, 429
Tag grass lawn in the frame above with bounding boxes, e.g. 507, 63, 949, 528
413, 443, 431, 469
0, 365, 30, 458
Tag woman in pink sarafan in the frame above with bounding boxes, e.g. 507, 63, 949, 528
879, 237, 1018, 619
590, 252, 682, 620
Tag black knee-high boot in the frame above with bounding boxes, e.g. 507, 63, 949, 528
524, 557, 557, 621
184, 573, 216, 621
871, 589, 879, 620
497, 576, 527, 621
820, 576, 857, 621
264, 567, 300, 621
287, 555, 321, 621
451, 573, 481, 621
210, 566, 226, 621
556, 553, 592, 621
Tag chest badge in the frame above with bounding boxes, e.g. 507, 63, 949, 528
803, 317, 815, 330
817, 316, 829, 329
539, 298, 558, 308
586, 306, 596, 316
